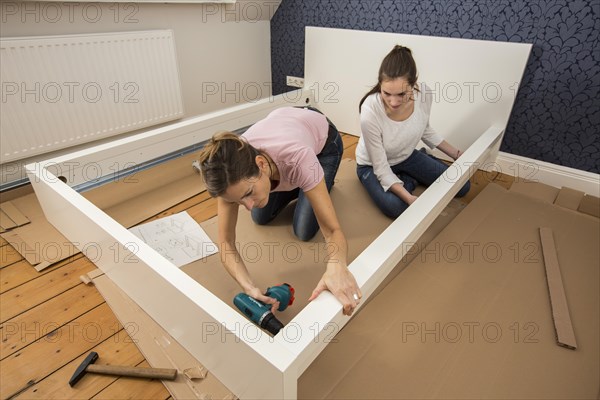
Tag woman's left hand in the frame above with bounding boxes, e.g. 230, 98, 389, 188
308, 263, 362, 316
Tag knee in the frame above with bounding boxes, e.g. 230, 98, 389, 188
379, 199, 409, 219
293, 225, 318, 242
456, 180, 471, 198
251, 211, 272, 226
382, 208, 402, 219
381, 206, 407, 219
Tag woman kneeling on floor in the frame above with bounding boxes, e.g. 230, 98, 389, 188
198, 106, 361, 316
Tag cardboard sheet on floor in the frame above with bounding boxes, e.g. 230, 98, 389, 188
554, 187, 585, 211
0, 153, 205, 270
299, 182, 599, 399
0, 193, 75, 269
578, 194, 600, 218
0, 201, 30, 231
509, 180, 559, 203
182, 159, 465, 323
82, 158, 466, 399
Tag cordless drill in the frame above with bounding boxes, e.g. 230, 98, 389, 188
233, 283, 295, 335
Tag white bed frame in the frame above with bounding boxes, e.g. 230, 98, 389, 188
25, 28, 532, 399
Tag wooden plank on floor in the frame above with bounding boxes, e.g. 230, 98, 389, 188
1, 303, 122, 400
0, 184, 34, 203
0, 242, 23, 268
186, 197, 218, 223
1, 254, 84, 294
1, 283, 105, 359
0, 257, 97, 323
139, 192, 212, 225
13, 329, 144, 400
343, 142, 358, 161
1, 260, 42, 294
341, 133, 358, 150
91, 360, 171, 400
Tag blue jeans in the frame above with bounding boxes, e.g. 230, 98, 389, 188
357, 149, 471, 219
251, 122, 343, 241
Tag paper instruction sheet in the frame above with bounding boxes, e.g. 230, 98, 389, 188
129, 211, 218, 267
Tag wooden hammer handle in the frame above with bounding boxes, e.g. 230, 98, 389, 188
87, 364, 178, 380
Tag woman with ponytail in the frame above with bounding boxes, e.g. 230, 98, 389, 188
356, 45, 470, 218
197, 107, 361, 316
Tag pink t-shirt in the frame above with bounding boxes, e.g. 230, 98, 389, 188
242, 107, 329, 192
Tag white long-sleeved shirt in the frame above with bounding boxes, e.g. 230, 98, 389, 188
355, 83, 444, 191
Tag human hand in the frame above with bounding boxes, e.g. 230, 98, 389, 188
453, 149, 461, 160
308, 263, 362, 316
246, 286, 279, 313
406, 194, 419, 205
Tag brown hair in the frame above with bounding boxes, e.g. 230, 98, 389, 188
359, 45, 419, 112
197, 131, 261, 197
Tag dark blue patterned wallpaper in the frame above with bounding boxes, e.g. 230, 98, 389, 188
271, 0, 600, 173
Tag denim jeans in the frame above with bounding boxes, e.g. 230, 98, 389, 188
357, 149, 471, 219
251, 122, 343, 241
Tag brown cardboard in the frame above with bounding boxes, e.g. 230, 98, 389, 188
81, 159, 467, 398
1, 227, 60, 269
182, 159, 465, 323
299, 183, 599, 399
0, 209, 17, 230
0, 201, 30, 227
183, 159, 394, 322
0, 192, 91, 270
0, 153, 205, 269
554, 187, 585, 211
509, 180, 559, 203
539, 227, 577, 349
578, 195, 600, 218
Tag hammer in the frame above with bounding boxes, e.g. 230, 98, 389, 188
69, 352, 178, 387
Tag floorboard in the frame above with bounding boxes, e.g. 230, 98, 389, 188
15, 329, 147, 400
2, 303, 121, 399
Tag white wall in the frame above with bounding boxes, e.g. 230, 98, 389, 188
1, 1, 274, 117
0, 1, 276, 188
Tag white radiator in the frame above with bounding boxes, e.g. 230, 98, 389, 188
0, 30, 184, 164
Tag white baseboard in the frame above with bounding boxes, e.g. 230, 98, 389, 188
491, 152, 600, 197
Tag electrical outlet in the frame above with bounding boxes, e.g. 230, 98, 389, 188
286, 76, 304, 88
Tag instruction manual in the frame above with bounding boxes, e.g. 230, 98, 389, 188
129, 211, 218, 267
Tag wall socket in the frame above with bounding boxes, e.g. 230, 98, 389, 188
286, 76, 304, 88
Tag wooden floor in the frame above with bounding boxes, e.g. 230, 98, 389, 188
0, 134, 513, 400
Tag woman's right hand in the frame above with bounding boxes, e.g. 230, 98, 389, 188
246, 286, 280, 313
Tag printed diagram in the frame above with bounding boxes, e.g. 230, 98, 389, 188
129, 211, 218, 267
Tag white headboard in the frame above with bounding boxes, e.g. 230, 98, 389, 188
305, 27, 531, 151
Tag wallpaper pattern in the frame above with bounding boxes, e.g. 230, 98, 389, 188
271, 0, 599, 173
